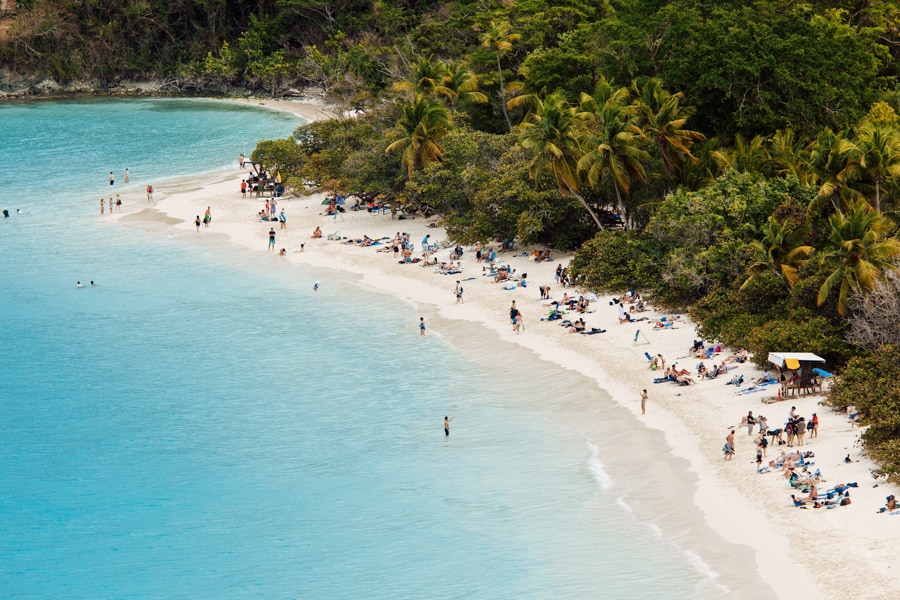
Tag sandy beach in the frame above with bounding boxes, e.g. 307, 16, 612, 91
119, 97, 900, 599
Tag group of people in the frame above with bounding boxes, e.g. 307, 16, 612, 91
99, 195, 122, 214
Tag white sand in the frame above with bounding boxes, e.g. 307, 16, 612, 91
117, 97, 900, 599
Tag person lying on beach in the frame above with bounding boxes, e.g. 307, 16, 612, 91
653, 317, 676, 329
722, 348, 748, 364
567, 318, 586, 333
630, 298, 646, 313
312, 226, 322, 239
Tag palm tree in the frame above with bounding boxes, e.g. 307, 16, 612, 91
741, 217, 814, 290
817, 200, 900, 315
806, 127, 859, 215
385, 94, 453, 179
767, 129, 814, 184
518, 91, 605, 230
630, 78, 705, 186
441, 60, 488, 107
713, 134, 770, 174
843, 122, 900, 213
394, 56, 451, 99
479, 20, 521, 132
576, 81, 649, 216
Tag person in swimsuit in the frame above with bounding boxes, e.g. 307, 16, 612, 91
444, 416, 455, 436
109, 171, 115, 185
195, 216, 201, 232
419, 317, 426, 336
124, 168, 130, 183
204, 206, 211, 227
268, 228, 276, 251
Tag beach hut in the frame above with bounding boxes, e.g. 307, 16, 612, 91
767, 352, 827, 397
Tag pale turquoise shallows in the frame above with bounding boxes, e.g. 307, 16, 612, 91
0, 99, 752, 599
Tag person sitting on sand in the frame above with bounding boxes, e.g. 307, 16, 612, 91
312, 226, 322, 239
697, 363, 708, 378
494, 268, 509, 283
649, 354, 665, 371
278, 248, 286, 256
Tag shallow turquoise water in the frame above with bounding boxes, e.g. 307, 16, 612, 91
0, 99, 748, 598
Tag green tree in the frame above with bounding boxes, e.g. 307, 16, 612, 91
630, 78, 705, 186
713, 134, 770, 174
817, 200, 900, 315
741, 217, 814, 290
843, 121, 900, 213
479, 19, 521, 132
807, 127, 859, 214
385, 94, 454, 179
576, 80, 649, 216
518, 91, 604, 230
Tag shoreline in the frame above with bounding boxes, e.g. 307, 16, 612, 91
120, 98, 900, 599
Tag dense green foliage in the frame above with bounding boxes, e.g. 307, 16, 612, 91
7, 0, 900, 473
829, 345, 900, 478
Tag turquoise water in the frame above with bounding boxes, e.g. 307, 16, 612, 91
0, 99, 756, 598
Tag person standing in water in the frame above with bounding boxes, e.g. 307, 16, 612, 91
194, 215, 201, 232
124, 168, 130, 183
109, 171, 115, 186
419, 317, 426, 336
444, 416, 455, 436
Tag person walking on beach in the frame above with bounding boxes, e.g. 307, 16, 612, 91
509, 301, 519, 329
203, 206, 211, 227
239, 153, 245, 168
455, 280, 463, 304
640, 389, 648, 415
419, 317, 426, 336
195, 215, 201, 232
279, 209, 286, 230
268, 227, 276, 251
723, 430, 735, 460
241, 180, 247, 198
109, 171, 115, 186
444, 416, 455, 436
124, 168, 130, 184
146, 185, 154, 203
116, 194, 121, 211
809, 413, 818, 438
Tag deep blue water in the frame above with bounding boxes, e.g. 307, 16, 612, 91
0, 99, 741, 598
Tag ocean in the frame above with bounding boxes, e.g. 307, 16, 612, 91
0, 98, 757, 598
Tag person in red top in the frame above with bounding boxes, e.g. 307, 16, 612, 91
809, 413, 819, 438
241, 179, 247, 198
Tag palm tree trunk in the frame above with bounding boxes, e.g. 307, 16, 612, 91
496, 53, 513, 132
565, 183, 605, 230
875, 178, 881, 213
